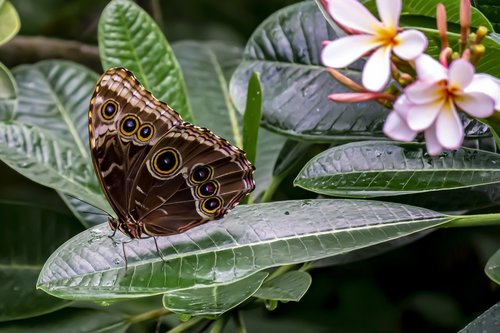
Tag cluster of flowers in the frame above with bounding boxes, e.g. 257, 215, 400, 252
321, 0, 500, 155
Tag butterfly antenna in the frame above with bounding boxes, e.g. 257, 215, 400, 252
64, 194, 113, 219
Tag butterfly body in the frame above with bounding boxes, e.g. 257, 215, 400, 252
89, 68, 254, 239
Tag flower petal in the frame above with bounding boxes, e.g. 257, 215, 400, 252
383, 111, 417, 141
415, 54, 447, 82
393, 30, 428, 60
328, 0, 384, 34
322, 35, 380, 68
406, 99, 444, 131
405, 80, 444, 104
455, 92, 495, 118
393, 94, 413, 118
424, 125, 445, 156
436, 101, 463, 150
448, 59, 474, 90
362, 46, 392, 91
377, 0, 401, 28
465, 74, 500, 111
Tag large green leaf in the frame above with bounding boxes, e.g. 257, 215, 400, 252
0, 122, 109, 213
242, 72, 263, 166
38, 199, 449, 302
172, 41, 286, 199
0, 62, 17, 121
0, 1, 20, 46
459, 301, 500, 332
230, 2, 389, 142
5, 60, 113, 219
295, 142, 500, 198
99, 0, 193, 122
11, 60, 98, 157
173, 41, 243, 146
0, 308, 129, 333
477, 0, 500, 32
163, 272, 268, 316
0, 200, 82, 321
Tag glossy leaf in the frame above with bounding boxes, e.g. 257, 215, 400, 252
0, 200, 82, 321
0, 62, 17, 120
0, 308, 129, 333
0, 122, 109, 213
173, 41, 243, 146
172, 41, 286, 199
38, 199, 449, 301
99, 0, 193, 121
11, 60, 98, 157
0, 1, 20, 46
295, 142, 500, 198
242, 72, 263, 166
163, 272, 268, 316
459, 301, 500, 332
253, 271, 312, 302
230, 2, 389, 142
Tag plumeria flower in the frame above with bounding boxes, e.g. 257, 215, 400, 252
384, 54, 499, 155
321, 0, 428, 92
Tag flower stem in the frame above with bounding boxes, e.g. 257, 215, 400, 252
260, 173, 285, 203
235, 311, 248, 333
209, 316, 229, 333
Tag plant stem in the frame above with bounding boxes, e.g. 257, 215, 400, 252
209, 316, 229, 333
443, 213, 500, 228
234, 311, 247, 333
260, 173, 285, 203
266, 264, 297, 281
166, 317, 205, 333
128, 308, 172, 324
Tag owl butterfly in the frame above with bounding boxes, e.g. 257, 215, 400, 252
88, 68, 255, 255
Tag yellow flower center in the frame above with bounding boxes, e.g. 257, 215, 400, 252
375, 26, 398, 47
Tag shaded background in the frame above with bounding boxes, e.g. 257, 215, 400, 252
3, 0, 500, 332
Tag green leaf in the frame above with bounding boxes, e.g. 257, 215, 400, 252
173, 41, 243, 146
99, 0, 193, 122
477, 0, 500, 32
253, 271, 312, 302
172, 41, 286, 199
295, 142, 500, 198
163, 272, 268, 316
0, 308, 129, 333
0, 122, 110, 213
242, 72, 262, 166
459, 301, 500, 332
38, 199, 449, 301
0, 1, 20, 46
485, 248, 500, 285
0, 200, 83, 321
229, 2, 389, 142
11, 60, 98, 157
0, 62, 17, 121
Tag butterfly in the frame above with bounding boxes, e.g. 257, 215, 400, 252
88, 67, 255, 243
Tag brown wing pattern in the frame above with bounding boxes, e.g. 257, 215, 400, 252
129, 124, 255, 236
88, 68, 182, 219
88, 67, 255, 237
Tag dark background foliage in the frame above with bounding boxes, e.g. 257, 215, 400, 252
1, 0, 500, 332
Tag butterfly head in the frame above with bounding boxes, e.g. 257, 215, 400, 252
108, 217, 143, 239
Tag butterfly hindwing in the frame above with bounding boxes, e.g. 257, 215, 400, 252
128, 124, 255, 236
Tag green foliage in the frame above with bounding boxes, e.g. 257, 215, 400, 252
0, 0, 499, 331
0, 1, 19, 46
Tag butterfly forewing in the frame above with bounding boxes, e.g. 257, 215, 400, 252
88, 67, 255, 238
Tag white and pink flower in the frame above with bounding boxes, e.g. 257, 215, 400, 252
321, 0, 428, 92
384, 55, 499, 155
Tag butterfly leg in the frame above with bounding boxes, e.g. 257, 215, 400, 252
153, 237, 167, 263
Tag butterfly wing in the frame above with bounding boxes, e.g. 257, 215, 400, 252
88, 68, 182, 219
128, 124, 255, 236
